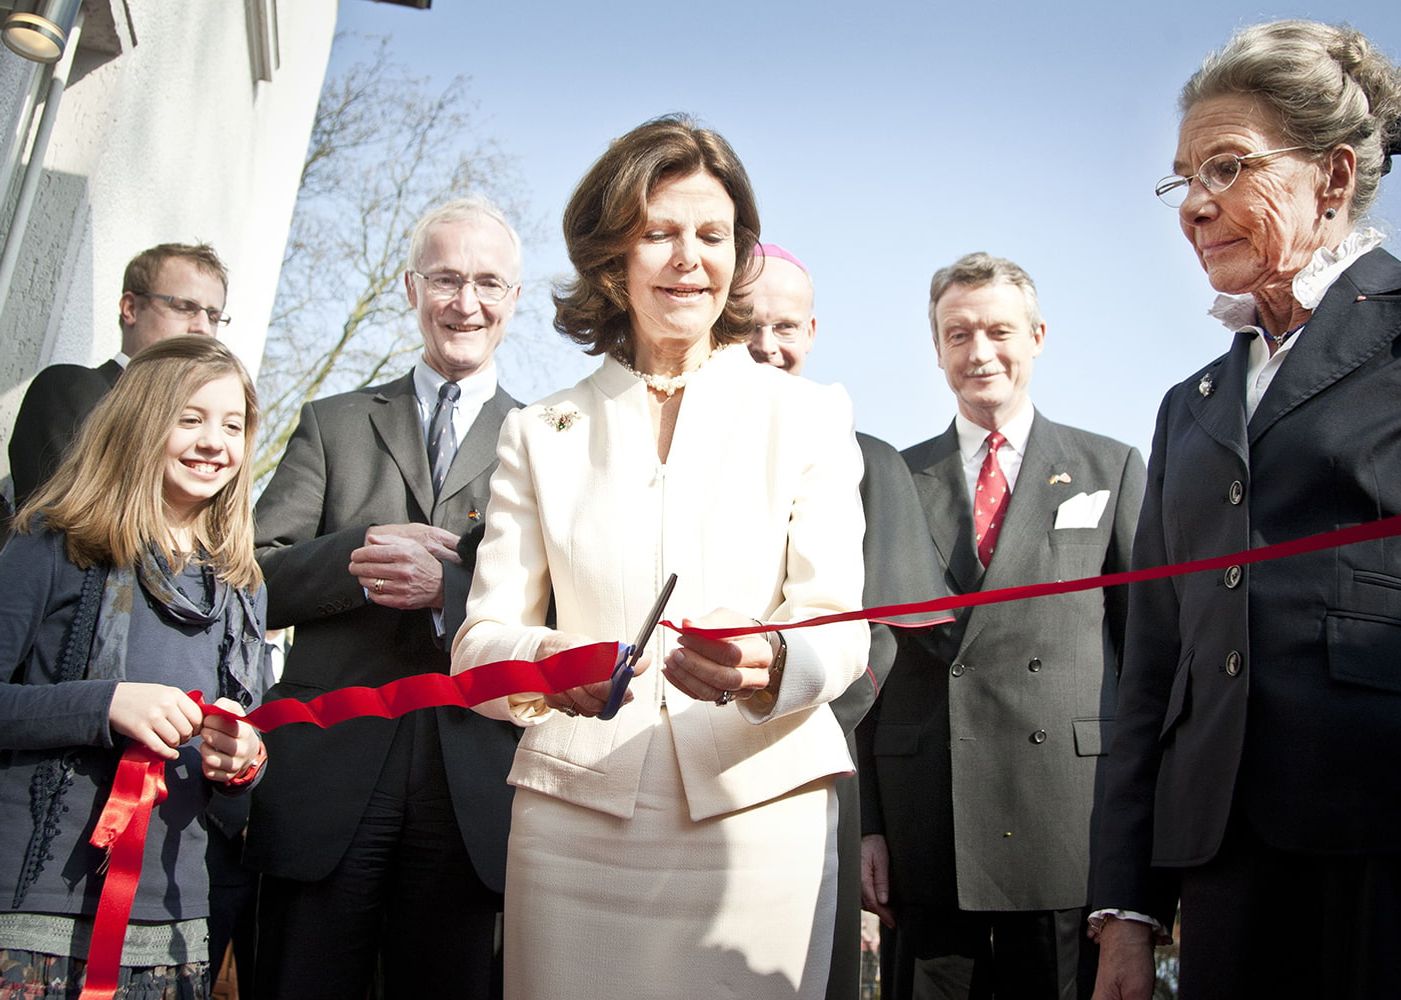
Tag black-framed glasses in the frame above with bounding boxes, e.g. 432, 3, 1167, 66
135, 292, 231, 326
410, 270, 517, 305
1154, 146, 1308, 207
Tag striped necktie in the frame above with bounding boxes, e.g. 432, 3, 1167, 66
427, 381, 461, 498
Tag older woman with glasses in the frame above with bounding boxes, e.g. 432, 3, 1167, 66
452, 115, 867, 999
1091, 20, 1401, 1000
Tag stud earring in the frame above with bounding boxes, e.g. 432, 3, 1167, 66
1324, 207, 1338, 220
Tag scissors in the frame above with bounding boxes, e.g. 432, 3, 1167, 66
598, 573, 677, 721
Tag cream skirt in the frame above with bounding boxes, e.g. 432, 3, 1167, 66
503, 710, 838, 1000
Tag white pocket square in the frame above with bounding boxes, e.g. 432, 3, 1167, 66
1054, 489, 1110, 530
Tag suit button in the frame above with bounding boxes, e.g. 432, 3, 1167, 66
1029, 729, 1047, 744
1224, 565, 1242, 589
1028, 657, 1042, 672
1225, 650, 1242, 676
1228, 480, 1244, 505
950, 663, 966, 678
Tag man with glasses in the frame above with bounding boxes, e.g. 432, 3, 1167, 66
8, 242, 229, 508
248, 197, 522, 1000
746, 243, 948, 1000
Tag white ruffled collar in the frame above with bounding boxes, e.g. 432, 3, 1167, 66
1207, 227, 1386, 331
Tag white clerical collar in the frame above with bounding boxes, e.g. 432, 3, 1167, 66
1208, 227, 1386, 332
412, 357, 497, 411
954, 401, 1034, 462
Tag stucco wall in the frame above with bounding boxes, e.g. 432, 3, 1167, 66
0, 0, 337, 485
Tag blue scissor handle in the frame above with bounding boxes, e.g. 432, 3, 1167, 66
598, 642, 634, 721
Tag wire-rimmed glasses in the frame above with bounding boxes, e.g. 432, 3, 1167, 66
1155, 146, 1307, 207
410, 270, 517, 305
134, 292, 231, 327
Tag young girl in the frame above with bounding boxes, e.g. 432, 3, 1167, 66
0, 336, 267, 999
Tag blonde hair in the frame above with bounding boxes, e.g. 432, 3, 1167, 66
16, 336, 262, 589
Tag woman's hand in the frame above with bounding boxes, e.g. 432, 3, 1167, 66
107, 682, 204, 760
536, 631, 651, 718
664, 608, 774, 704
198, 698, 263, 783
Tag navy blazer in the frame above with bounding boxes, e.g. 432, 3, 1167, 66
1093, 248, 1401, 926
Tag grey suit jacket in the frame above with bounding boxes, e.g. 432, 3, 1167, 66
859, 411, 1144, 914
244, 371, 520, 891
826, 432, 950, 735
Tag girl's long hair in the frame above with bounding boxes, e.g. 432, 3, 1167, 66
16, 336, 262, 589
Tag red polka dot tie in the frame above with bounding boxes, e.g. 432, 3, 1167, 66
975, 431, 1009, 567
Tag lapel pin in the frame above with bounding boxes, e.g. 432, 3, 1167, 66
1048, 472, 1072, 485
541, 406, 580, 431
467, 509, 481, 521
1198, 374, 1215, 398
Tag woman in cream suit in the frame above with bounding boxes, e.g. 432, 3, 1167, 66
452, 115, 868, 999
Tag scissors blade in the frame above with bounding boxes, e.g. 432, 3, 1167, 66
627, 572, 677, 669
598, 573, 677, 721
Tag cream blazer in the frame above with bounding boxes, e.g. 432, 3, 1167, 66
452, 345, 868, 821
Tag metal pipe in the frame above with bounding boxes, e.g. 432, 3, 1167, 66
0, 61, 51, 217
0, 7, 81, 318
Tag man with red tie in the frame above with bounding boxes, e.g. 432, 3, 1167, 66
856, 252, 1145, 1000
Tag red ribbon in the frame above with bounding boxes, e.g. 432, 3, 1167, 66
80, 641, 623, 996
77, 510, 1401, 992
669, 512, 1401, 638
80, 746, 169, 1000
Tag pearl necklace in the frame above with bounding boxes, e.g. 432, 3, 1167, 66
617, 346, 718, 399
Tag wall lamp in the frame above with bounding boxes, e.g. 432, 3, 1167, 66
3, 0, 82, 63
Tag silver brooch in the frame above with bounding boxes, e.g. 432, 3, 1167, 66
1198, 374, 1215, 398
541, 406, 580, 431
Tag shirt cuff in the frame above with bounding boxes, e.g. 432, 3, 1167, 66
1086, 909, 1172, 945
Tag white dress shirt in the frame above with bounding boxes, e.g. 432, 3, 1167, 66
412, 357, 497, 446
954, 400, 1035, 509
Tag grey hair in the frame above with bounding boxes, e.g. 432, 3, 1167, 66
407, 196, 522, 276
1181, 20, 1401, 217
928, 252, 1043, 336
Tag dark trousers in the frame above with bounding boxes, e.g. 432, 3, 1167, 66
890, 905, 1094, 1000
253, 713, 502, 1000
206, 824, 258, 995
826, 769, 862, 1000
1178, 819, 1401, 1000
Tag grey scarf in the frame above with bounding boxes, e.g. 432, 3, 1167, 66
12, 546, 263, 909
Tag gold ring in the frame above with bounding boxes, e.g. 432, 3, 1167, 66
373, 578, 385, 595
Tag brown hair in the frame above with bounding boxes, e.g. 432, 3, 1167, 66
1181, 20, 1401, 217
119, 243, 229, 328
16, 336, 262, 589
552, 114, 761, 358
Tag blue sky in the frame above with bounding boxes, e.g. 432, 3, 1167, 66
336, 0, 1399, 456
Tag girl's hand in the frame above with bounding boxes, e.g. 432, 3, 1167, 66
108, 682, 203, 760
199, 698, 263, 783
